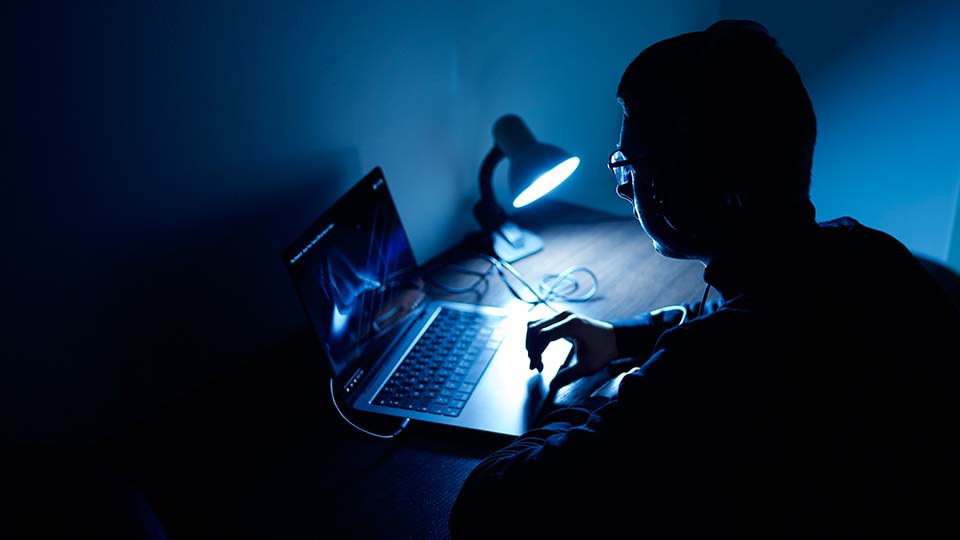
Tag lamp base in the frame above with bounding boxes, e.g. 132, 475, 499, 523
492, 221, 544, 262
464, 222, 544, 263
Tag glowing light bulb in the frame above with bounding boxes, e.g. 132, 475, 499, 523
511, 157, 580, 208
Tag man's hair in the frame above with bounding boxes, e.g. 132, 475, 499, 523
617, 20, 817, 209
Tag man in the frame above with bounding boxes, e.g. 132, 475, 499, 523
449, 20, 960, 538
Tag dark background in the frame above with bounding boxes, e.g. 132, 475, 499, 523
5, 0, 959, 491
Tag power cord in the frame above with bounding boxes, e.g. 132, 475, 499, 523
425, 253, 600, 312
537, 265, 600, 304
696, 284, 712, 318
649, 304, 690, 326
329, 378, 410, 439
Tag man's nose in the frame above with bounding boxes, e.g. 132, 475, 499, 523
616, 182, 633, 202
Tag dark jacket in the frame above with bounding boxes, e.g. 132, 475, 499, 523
449, 217, 960, 539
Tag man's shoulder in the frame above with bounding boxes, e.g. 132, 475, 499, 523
818, 216, 905, 246
816, 215, 917, 263
817, 215, 861, 230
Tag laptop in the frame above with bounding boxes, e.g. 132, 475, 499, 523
283, 167, 573, 436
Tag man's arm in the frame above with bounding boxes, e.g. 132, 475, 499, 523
612, 296, 721, 361
449, 340, 720, 539
448, 401, 633, 539
525, 297, 722, 393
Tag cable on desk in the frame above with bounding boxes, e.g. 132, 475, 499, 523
424, 253, 600, 312
329, 378, 410, 439
491, 256, 551, 306
424, 261, 495, 296
537, 266, 599, 303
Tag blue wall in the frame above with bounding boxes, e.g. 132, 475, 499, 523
5, 1, 719, 445
721, 0, 960, 268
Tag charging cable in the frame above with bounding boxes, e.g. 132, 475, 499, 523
425, 254, 600, 312
537, 265, 600, 304
696, 284, 712, 318
649, 304, 690, 326
329, 378, 410, 439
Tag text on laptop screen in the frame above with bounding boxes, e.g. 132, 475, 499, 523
286, 171, 426, 379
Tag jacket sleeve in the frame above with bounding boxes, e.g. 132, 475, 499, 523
448, 402, 631, 539
612, 297, 721, 360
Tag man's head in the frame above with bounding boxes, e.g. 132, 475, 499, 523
613, 20, 817, 261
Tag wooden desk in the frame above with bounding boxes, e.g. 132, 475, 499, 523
97, 200, 709, 540
428, 200, 707, 319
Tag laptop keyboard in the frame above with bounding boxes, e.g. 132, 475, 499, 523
372, 308, 507, 417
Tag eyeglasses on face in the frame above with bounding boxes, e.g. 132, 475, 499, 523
608, 149, 640, 186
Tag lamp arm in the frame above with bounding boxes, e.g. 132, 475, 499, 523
479, 144, 505, 204
474, 145, 508, 231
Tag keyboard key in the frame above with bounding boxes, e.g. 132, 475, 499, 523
443, 407, 462, 417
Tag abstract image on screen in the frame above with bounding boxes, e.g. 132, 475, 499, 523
291, 180, 425, 377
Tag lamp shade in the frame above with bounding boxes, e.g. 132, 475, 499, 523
492, 115, 580, 208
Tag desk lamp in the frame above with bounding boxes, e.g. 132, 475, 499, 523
472, 114, 580, 262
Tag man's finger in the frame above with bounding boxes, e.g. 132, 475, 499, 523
526, 310, 572, 334
527, 312, 569, 367
526, 311, 574, 370
527, 314, 582, 370
537, 316, 584, 344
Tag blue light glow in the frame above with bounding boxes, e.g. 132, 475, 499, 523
512, 157, 580, 208
331, 303, 350, 336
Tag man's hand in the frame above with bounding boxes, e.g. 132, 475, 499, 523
526, 311, 618, 391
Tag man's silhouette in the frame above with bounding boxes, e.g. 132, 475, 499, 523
450, 20, 960, 539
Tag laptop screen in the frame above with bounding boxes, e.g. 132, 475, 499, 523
284, 168, 427, 380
